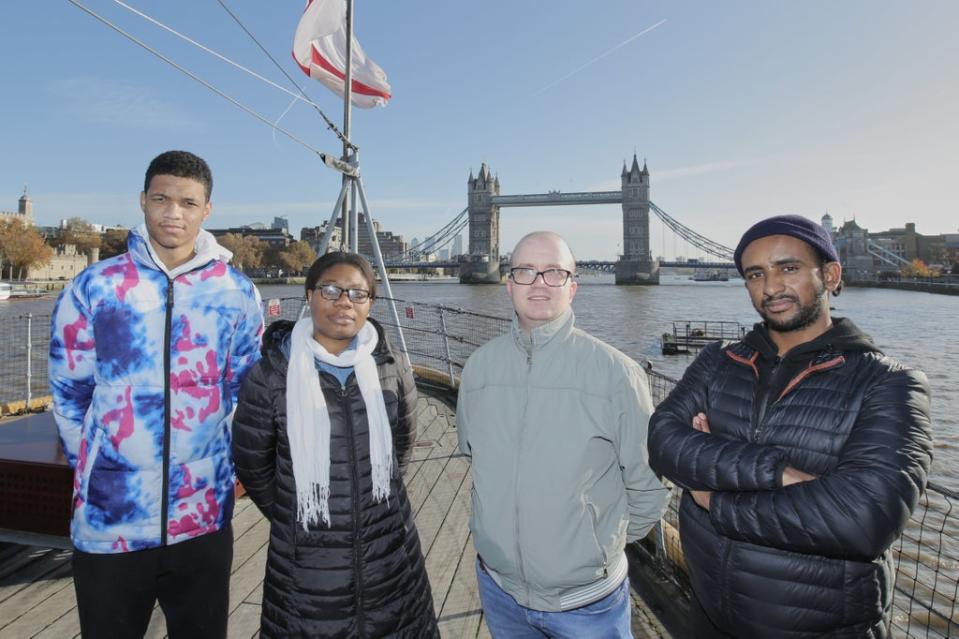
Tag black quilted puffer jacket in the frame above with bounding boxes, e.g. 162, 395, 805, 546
232, 319, 438, 638
648, 318, 932, 638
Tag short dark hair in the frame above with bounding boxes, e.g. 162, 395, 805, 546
305, 252, 377, 299
144, 150, 213, 201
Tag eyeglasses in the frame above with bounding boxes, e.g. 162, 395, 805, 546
314, 284, 372, 303
509, 267, 573, 287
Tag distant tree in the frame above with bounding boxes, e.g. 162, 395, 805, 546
261, 244, 284, 271
57, 217, 102, 252
278, 241, 317, 275
901, 258, 933, 278
0, 219, 17, 278
0, 219, 53, 279
219, 233, 264, 271
100, 228, 129, 259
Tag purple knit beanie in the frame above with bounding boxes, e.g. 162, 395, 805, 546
733, 214, 839, 275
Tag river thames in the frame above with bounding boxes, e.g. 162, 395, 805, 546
4, 274, 956, 491
265, 273, 959, 492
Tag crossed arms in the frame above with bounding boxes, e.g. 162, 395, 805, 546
647, 343, 933, 561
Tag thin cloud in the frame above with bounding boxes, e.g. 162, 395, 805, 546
656, 159, 753, 181
49, 76, 202, 130
535, 19, 667, 95
587, 159, 753, 191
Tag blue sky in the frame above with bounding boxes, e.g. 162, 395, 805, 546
1, 1, 956, 260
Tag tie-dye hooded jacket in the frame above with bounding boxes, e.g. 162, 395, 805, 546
49, 226, 264, 553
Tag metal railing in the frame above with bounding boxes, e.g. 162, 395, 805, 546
3, 297, 956, 637
0, 313, 50, 406
361, 297, 957, 639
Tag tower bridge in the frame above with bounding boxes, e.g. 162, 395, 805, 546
459, 154, 735, 284
383, 154, 735, 282
461, 154, 662, 284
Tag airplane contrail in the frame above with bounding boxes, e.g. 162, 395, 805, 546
534, 19, 667, 95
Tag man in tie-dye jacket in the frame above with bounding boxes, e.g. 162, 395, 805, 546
49, 150, 263, 639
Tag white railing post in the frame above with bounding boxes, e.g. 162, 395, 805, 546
438, 308, 455, 386
25, 313, 33, 407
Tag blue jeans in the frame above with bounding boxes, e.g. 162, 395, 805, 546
476, 559, 632, 638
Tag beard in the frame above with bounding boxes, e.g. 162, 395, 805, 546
759, 283, 826, 333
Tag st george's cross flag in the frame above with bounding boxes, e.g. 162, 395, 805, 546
293, 0, 392, 108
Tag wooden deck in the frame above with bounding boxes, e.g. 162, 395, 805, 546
0, 395, 668, 638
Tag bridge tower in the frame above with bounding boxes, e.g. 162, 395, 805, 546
615, 154, 659, 284
460, 162, 503, 283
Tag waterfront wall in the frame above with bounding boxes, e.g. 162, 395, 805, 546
847, 278, 959, 296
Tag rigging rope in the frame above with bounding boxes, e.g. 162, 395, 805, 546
66, 0, 343, 164
212, 0, 355, 151
106, 0, 354, 151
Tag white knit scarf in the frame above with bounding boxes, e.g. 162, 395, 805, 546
287, 317, 393, 530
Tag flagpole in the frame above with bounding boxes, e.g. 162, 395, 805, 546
330, 0, 410, 369
341, 0, 354, 251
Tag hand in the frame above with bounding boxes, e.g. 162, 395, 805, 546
691, 490, 712, 510
691, 412, 711, 433
782, 466, 817, 486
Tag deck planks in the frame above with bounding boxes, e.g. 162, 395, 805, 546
0, 395, 668, 638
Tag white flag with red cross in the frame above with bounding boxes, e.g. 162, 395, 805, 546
292, 0, 392, 109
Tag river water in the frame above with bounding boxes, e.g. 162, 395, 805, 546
4, 274, 956, 492
268, 273, 959, 493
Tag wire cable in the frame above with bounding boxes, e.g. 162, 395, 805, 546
212, 0, 355, 151
66, 0, 335, 161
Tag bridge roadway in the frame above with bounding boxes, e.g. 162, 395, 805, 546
384, 260, 736, 270
490, 191, 624, 207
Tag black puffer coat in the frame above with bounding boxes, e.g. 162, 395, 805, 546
232, 319, 438, 638
648, 318, 932, 638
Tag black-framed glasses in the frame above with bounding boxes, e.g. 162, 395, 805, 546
509, 267, 573, 287
314, 284, 372, 303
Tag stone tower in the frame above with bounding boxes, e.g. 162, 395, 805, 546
460, 163, 502, 283
615, 155, 659, 284
18, 187, 33, 225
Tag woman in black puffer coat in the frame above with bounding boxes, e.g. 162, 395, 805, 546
232, 252, 438, 638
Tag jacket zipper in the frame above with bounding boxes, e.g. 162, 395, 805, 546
343, 384, 366, 637
752, 355, 843, 444
142, 248, 213, 547
751, 356, 780, 442
161, 278, 174, 545
515, 338, 533, 602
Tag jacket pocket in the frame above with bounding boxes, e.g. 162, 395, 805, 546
74, 425, 105, 514
84, 433, 147, 529
585, 499, 610, 577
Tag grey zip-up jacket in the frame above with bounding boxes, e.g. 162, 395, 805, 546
457, 309, 669, 612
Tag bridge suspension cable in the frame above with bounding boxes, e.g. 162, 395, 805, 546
867, 240, 911, 267
398, 207, 469, 260
649, 202, 734, 261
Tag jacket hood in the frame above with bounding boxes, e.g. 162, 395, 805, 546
129, 224, 233, 278
261, 316, 395, 365
742, 316, 880, 360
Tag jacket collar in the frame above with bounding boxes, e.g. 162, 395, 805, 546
741, 316, 879, 361
511, 308, 575, 355
128, 224, 233, 278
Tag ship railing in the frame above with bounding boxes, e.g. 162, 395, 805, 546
668, 319, 747, 342
361, 297, 958, 639
0, 313, 48, 410
3, 299, 956, 636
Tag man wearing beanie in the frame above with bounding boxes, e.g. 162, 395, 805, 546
648, 214, 933, 638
